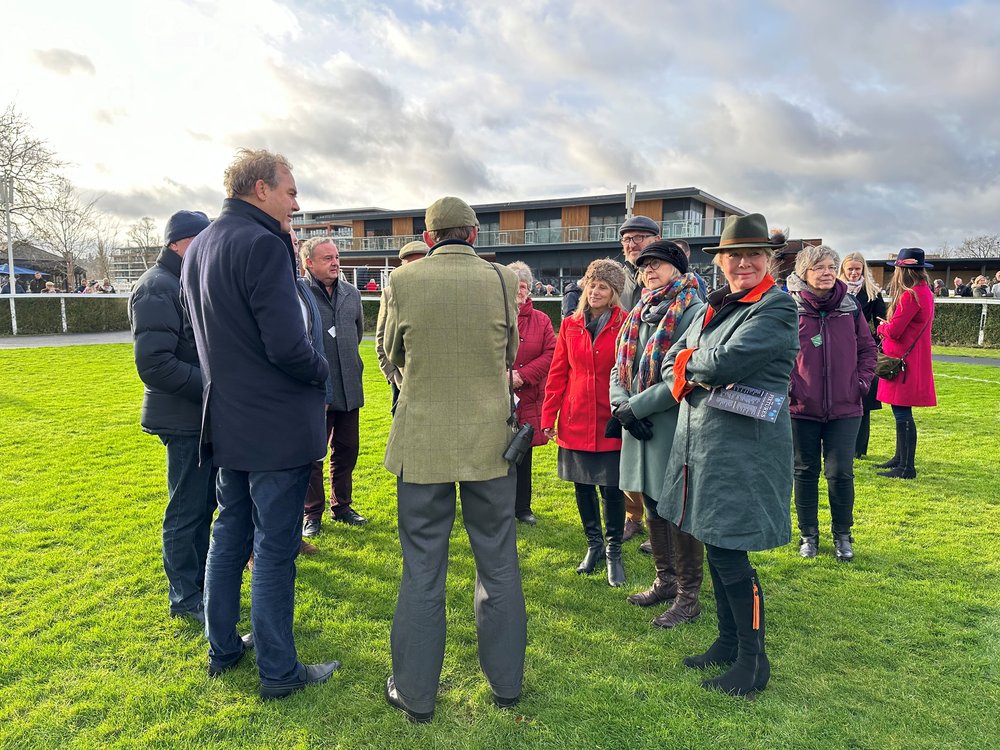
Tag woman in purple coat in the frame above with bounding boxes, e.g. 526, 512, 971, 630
507, 262, 556, 525
787, 246, 876, 562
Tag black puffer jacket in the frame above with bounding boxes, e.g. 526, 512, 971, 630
128, 247, 203, 436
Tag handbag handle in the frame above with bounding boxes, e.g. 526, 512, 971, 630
490, 263, 519, 430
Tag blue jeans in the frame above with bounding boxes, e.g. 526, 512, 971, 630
205, 465, 311, 682
159, 434, 217, 614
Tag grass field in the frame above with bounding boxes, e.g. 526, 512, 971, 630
1, 343, 998, 750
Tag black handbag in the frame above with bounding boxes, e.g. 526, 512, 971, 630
875, 319, 929, 382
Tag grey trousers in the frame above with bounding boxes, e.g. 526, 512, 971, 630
391, 467, 527, 713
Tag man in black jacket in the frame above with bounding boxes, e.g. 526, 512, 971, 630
129, 210, 214, 624
181, 148, 338, 700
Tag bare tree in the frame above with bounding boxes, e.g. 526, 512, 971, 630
92, 213, 121, 280
0, 103, 65, 242
126, 216, 160, 270
957, 234, 1000, 259
32, 177, 98, 287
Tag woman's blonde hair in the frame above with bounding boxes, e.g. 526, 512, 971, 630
886, 266, 929, 318
838, 251, 879, 299
573, 277, 623, 318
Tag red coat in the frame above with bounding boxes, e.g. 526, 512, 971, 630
876, 281, 936, 407
513, 299, 556, 446
541, 307, 625, 452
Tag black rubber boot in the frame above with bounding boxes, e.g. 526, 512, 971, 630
798, 527, 819, 558
874, 420, 905, 468
879, 422, 917, 479
684, 562, 738, 669
701, 573, 770, 697
627, 512, 677, 606
575, 484, 605, 574
601, 485, 626, 587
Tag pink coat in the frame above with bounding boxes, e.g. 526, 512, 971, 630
876, 281, 936, 407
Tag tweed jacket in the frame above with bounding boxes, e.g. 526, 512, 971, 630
383, 240, 519, 484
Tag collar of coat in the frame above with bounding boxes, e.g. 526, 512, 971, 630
426, 238, 477, 256
155, 246, 183, 279
219, 198, 298, 279
305, 269, 341, 299
706, 274, 776, 312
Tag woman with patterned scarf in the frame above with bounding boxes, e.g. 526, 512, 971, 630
610, 240, 705, 628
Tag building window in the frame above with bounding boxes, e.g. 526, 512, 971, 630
525, 218, 562, 244
589, 210, 625, 241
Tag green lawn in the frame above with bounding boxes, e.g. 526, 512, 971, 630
1, 343, 998, 750
932, 345, 1000, 359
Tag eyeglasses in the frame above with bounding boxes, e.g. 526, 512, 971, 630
641, 259, 666, 271
621, 234, 652, 246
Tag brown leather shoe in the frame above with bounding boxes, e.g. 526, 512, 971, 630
299, 540, 319, 555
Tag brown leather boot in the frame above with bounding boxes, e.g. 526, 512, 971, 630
627, 513, 677, 606
652, 523, 704, 629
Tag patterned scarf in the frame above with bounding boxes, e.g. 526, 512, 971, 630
615, 273, 701, 394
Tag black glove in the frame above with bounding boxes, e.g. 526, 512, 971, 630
604, 417, 622, 439
613, 402, 654, 440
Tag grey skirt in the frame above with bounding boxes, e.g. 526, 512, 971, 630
557, 447, 621, 487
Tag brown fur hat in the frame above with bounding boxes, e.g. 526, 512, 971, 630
582, 258, 626, 296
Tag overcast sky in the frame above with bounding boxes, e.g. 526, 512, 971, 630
3, 0, 999, 257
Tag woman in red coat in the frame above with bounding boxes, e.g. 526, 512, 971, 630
541, 259, 628, 586
506, 262, 556, 526
875, 248, 936, 479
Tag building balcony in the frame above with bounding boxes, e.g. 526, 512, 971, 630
308, 217, 726, 254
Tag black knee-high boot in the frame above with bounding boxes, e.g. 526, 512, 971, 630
683, 561, 738, 669
575, 484, 605, 574
601, 485, 626, 587
879, 421, 917, 479
701, 572, 769, 697
855, 410, 871, 458
874, 419, 905, 468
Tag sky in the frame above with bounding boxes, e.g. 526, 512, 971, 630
3, 0, 999, 257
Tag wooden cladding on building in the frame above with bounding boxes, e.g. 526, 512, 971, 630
392, 217, 413, 237
633, 199, 663, 220
500, 210, 525, 244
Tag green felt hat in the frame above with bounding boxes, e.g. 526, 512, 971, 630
704, 213, 786, 253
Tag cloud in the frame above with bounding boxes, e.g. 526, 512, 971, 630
32, 48, 96, 76
98, 180, 222, 222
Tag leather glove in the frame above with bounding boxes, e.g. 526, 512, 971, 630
613, 402, 654, 440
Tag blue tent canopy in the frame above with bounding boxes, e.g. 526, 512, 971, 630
0, 264, 46, 274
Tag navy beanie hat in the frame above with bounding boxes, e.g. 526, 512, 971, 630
164, 210, 211, 245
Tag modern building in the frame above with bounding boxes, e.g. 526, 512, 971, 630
292, 187, 749, 289
108, 246, 159, 290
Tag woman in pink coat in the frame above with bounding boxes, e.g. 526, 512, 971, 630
506, 262, 556, 526
875, 248, 936, 479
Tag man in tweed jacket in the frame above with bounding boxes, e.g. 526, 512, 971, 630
381, 196, 527, 723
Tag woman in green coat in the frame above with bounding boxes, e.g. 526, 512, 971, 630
659, 214, 799, 698
609, 241, 704, 629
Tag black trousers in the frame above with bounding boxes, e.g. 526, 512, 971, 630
513, 445, 534, 516
792, 417, 860, 533
704, 544, 754, 585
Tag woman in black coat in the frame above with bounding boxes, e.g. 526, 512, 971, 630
838, 252, 886, 458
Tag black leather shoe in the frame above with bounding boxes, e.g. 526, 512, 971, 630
208, 632, 255, 678
833, 533, 855, 562
493, 692, 520, 709
384, 676, 433, 723
259, 660, 340, 700
302, 519, 321, 537
638, 539, 652, 555
515, 512, 538, 526
333, 509, 368, 526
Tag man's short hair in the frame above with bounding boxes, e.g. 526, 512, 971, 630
223, 148, 293, 199
428, 226, 475, 243
300, 236, 337, 264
